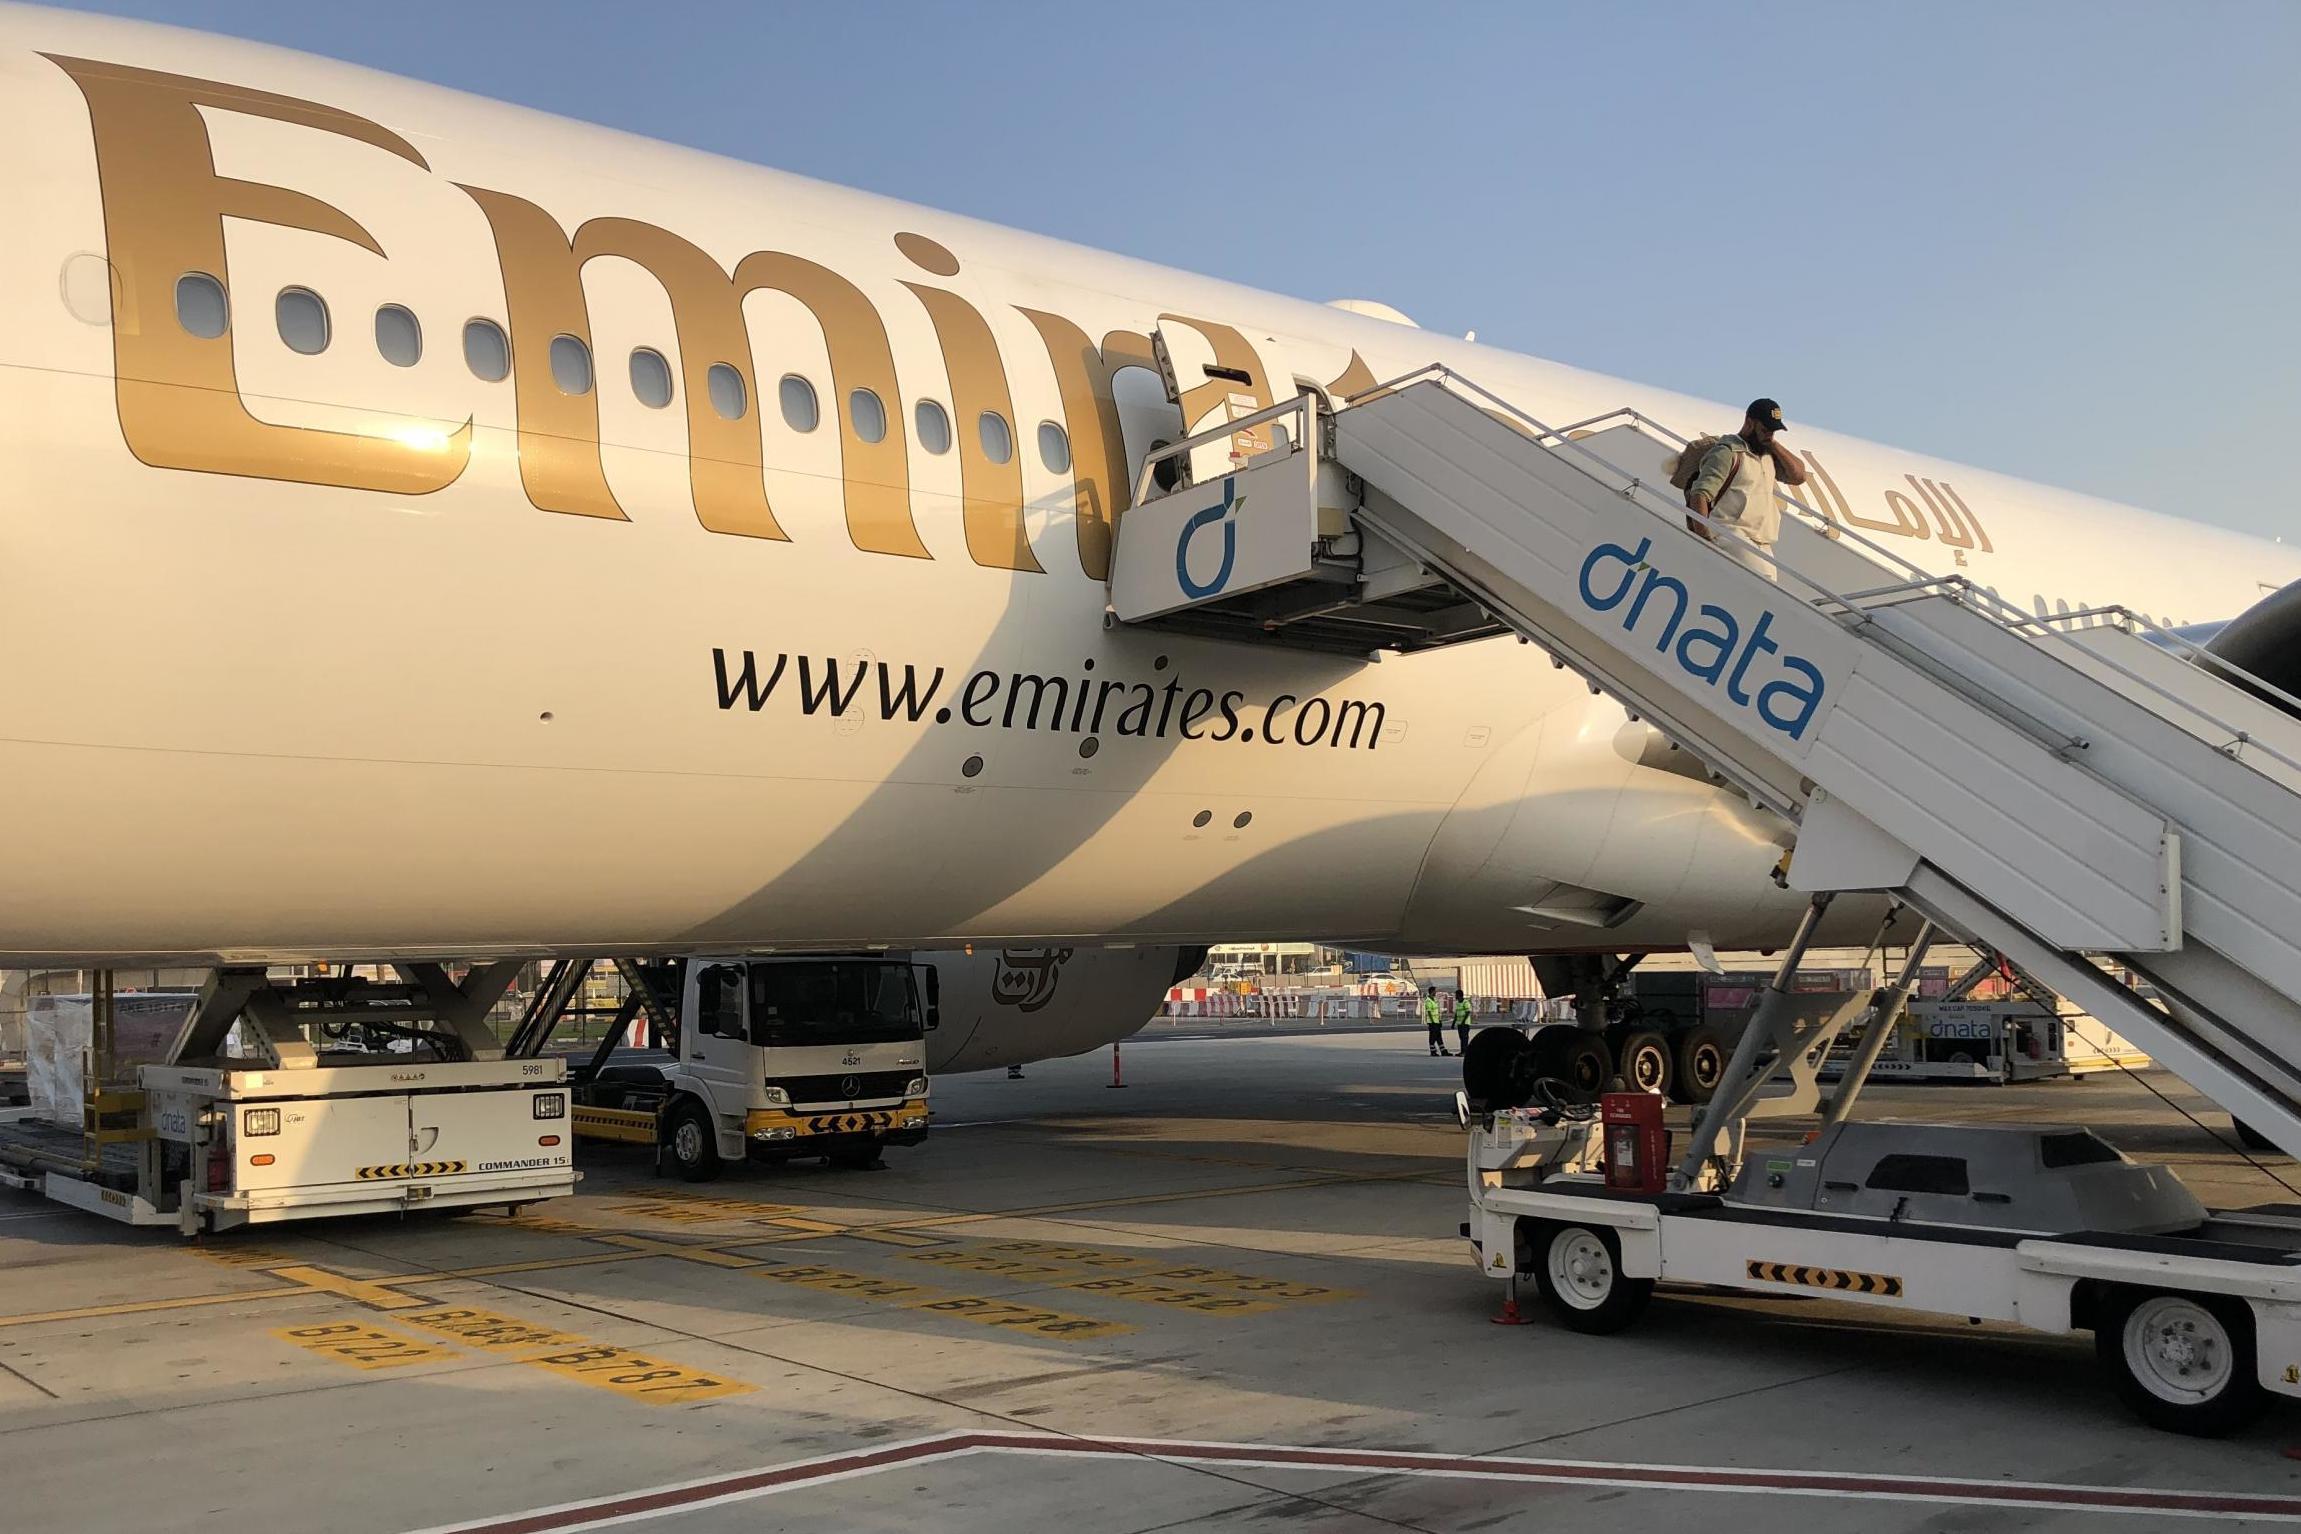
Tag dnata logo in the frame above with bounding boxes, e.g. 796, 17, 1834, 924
1175, 476, 1242, 600
1577, 536, 1827, 741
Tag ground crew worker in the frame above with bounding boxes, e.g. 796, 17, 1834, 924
1422, 986, 1450, 1056
1454, 991, 1474, 1055
1684, 397, 1809, 578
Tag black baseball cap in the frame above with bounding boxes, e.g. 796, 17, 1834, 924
1747, 397, 1787, 431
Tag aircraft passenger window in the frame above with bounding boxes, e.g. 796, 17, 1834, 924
629, 347, 673, 409
707, 362, 747, 421
275, 287, 329, 355
549, 334, 593, 396
978, 410, 1013, 465
1037, 421, 1071, 474
463, 319, 510, 382
915, 399, 952, 455
848, 388, 886, 444
779, 374, 820, 433
374, 305, 422, 367
174, 272, 228, 339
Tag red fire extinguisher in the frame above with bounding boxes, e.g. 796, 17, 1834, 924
1601, 1092, 1670, 1194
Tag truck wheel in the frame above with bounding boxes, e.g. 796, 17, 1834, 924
1673, 1025, 1728, 1105
1616, 1030, 1673, 1097
1531, 1222, 1652, 1334
829, 1145, 884, 1170
2097, 1289, 2266, 1436
665, 1103, 722, 1183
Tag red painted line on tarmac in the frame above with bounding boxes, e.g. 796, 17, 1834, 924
405, 1430, 2301, 1531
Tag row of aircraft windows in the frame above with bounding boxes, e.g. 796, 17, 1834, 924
172, 271, 1076, 475
163, 271, 2200, 621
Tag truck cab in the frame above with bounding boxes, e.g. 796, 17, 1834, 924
569, 955, 935, 1178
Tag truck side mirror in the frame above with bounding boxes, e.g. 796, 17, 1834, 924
922, 965, 940, 1030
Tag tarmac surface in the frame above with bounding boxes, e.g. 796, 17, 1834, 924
3, 1027, 2300, 1532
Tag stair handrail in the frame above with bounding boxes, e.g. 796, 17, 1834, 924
1342, 364, 2301, 784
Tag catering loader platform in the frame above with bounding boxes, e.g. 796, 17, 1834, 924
0, 965, 574, 1233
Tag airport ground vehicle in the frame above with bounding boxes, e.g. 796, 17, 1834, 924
1514, 962, 2147, 1103
511, 956, 934, 1179
1462, 1011, 2301, 1436
1111, 377, 2301, 1434
0, 967, 575, 1232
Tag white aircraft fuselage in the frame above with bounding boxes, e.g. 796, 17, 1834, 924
1, 7, 2292, 968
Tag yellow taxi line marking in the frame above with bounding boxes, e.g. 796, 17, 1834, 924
592, 1234, 770, 1268
840, 1227, 945, 1248
0, 1287, 305, 1329
756, 1216, 850, 1236
268, 1264, 432, 1311
0, 1168, 1402, 1331
500, 1216, 604, 1236
274, 1321, 458, 1370
384, 1252, 660, 1283
187, 1246, 302, 1269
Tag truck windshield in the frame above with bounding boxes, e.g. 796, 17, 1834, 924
747, 962, 920, 1047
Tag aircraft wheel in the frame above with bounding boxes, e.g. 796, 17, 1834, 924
1534, 1030, 1611, 1099
1673, 1025, 1728, 1105
666, 1102, 722, 1182
2098, 1289, 2266, 1436
1616, 1030, 1673, 1097
1530, 1222, 1652, 1334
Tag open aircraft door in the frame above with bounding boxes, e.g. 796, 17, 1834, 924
1146, 318, 1293, 490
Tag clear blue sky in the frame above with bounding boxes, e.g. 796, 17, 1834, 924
46, 1, 2301, 541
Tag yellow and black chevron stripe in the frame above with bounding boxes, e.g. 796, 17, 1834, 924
353, 1160, 469, 1181
1746, 1259, 1903, 1297
803, 1111, 898, 1136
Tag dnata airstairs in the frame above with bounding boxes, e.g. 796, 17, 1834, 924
1108, 366, 2301, 1162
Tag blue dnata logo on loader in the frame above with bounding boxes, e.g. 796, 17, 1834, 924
1175, 476, 1242, 599
1577, 536, 1827, 741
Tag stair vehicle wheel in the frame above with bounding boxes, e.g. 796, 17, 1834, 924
1673, 1024, 1728, 1105
1531, 1222, 1652, 1334
666, 1102, 722, 1183
829, 1144, 884, 1170
1615, 1029, 1673, 1097
2234, 1118, 2278, 1154
2097, 1289, 2266, 1436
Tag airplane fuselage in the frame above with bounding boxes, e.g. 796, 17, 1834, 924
1, 7, 2291, 966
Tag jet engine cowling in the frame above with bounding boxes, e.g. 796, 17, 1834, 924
2203, 577, 2301, 714
922, 944, 1204, 1074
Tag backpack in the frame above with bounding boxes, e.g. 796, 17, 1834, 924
1666, 435, 1743, 498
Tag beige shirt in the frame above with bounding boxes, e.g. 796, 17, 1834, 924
1691, 434, 1781, 546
